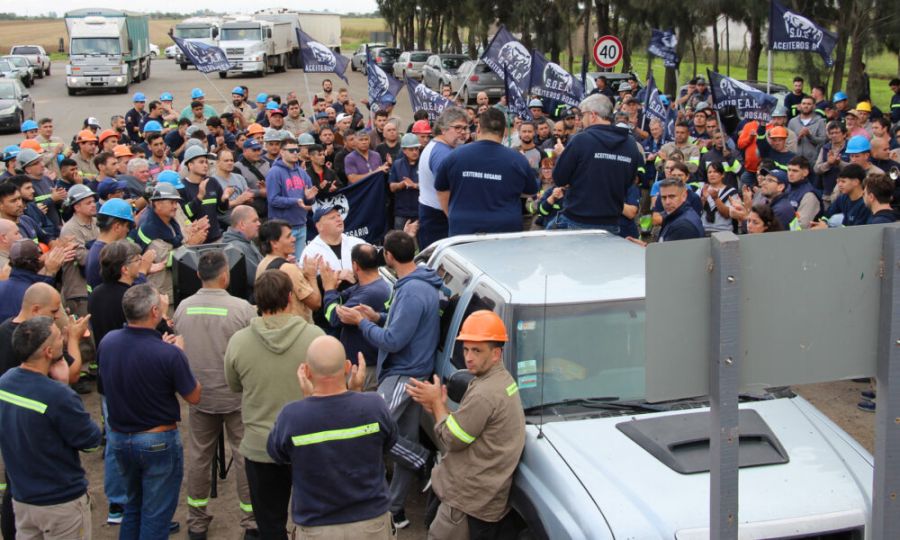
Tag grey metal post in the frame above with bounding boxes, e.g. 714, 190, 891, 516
709, 232, 740, 539
873, 225, 900, 539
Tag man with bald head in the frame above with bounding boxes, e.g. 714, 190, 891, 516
267, 336, 397, 539
222, 205, 263, 299
0, 218, 22, 279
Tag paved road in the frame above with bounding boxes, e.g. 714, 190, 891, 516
0, 57, 415, 148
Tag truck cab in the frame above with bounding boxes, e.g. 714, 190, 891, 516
217, 18, 293, 78
64, 9, 150, 95
419, 230, 872, 539
173, 19, 220, 70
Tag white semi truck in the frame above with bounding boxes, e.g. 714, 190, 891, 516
64, 8, 151, 95
217, 16, 294, 78
173, 17, 221, 70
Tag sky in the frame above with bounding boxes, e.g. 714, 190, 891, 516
13, 1, 380, 16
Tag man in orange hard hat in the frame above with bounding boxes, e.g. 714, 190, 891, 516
406, 310, 526, 540
72, 130, 100, 185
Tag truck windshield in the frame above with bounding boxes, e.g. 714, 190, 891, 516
220, 28, 261, 41
71, 38, 120, 56
175, 27, 211, 39
512, 300, 646, 409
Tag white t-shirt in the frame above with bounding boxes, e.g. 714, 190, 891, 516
300, 233, 367, 273
418, 139, 453, 211
700, 184, 737, 233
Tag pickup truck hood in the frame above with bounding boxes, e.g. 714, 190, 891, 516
540, 397, 872, 537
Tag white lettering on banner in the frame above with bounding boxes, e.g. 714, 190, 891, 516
461, 171, 503, 181
345, 226, 370, 238
771, 42, 813, 51
593, 153, 633, 163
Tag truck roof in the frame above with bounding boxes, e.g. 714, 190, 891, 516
65, 8, 143, 18
432, 231, 646, 305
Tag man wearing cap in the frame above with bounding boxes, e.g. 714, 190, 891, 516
234, 139, 270, 219
262, 129, 283, 165
832, 91, 849, 119
406, 310, 525, 539
72, 130, 100, 185
125, 93, 148, 143
18, 147, 65, 234
0, 316, 101, 540
20, 120, 38, 141
265, 102, 286, 133
845, 135, 884, 181
435, 109, 538, 236
180, 88, 218, 121
112, 145, 134, 176
266, 137, 317, 256
844, 108, 869, 140
528, 98, 554, 132
301, 205, 367, 279
389, 134, 422, 231
180, 146, 230, 243
85, 199, 146, 290
756, 123, 796, 173
173, 251, 258, 539
283, 100, 312, 137
224, 87, 255, 129
0, 145, 19, 181
98, 129, 120, 154
758, 168, 796, 229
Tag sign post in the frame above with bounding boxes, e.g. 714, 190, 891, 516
592, 35, 623, 70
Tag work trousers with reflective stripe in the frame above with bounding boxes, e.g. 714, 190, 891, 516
378, 375, 430, 514
186, 408, 256, 533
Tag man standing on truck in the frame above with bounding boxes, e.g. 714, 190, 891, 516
406, 310, 526, 539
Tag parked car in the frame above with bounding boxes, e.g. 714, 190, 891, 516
0, 78, 35, 133
451, 60, 504, 104
150, 44, 160, 58
585, 72, 642, 95
422, 53, 467, 92
1, 55, 35, 87
350, 42, 387, 72
9, 45, 50, 77
371, 47, 401, 75
410, 230, 872, 539
165, 45, 178, 59
0, 59, 26, 86
393, 50, 431, 80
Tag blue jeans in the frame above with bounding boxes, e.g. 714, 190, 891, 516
107, 429, 183, 540
101, 397, 127, 507
291, 226, 307, 260
549, 213, 620, 235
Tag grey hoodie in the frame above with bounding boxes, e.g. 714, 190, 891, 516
224, 314, 325, 462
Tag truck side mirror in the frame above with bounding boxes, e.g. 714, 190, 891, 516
267, 29, 272, 38
212, 28, 219, 38
445, 369, 475, 404
128, 39, 133, 51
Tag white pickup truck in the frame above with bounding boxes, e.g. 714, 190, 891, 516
9, 45, 51, 78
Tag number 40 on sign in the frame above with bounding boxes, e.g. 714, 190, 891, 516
593, 35, 623, 69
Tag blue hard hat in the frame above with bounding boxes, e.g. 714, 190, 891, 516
133, 92, 146, 102
157, 170, 185, 189
256, 93, 268, 104
191, 88, 205, 99
2, 145, 20, 161
143, 120, 163, 133
833, 91, 848, 102
231, 86, 245, 96
846, 135, 871, 154
266, 101, 282, 112
659, 94, 670, 106
160, 92, 174, 101
20, 119, 38, 132
98, 198, 135, 223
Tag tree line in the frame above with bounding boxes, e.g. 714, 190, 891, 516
375, 0, 900, 103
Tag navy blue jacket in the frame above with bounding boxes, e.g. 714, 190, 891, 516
324, 279, 392, 368
769, 192, 796, 229
660, 203, 704, 241
553, 124, 643, 225
869, 209, 898, 225
0, 369, 102, 506
388, 155, 420, 218
133, 208, 183, 251
179, 178, 229, 242
0, 268, 55, 321
359, 267, 442, 383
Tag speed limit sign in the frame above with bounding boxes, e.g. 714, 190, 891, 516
592, 35, 623, 69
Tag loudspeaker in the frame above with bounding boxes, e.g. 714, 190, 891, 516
171, 243, 248, 304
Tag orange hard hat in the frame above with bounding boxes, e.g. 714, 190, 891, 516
247, 123, 265, 135
768, 126, 788, 139
411, 120, 432, 134
99, 129, 119, 144
77, 129, 99, 143
19, 139, 43, 153
113, 144, 134, 158
456, 310, 508, 343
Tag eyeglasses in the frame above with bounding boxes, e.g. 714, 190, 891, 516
283, 148, 300, 153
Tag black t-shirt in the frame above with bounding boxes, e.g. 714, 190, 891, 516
328, 242, 342, 262
0, 318, 20, 377
88, 281, 129, 394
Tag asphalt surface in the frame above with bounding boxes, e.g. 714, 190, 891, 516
0, 57, 414, 147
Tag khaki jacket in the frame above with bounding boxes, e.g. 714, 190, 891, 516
432, 363, 526, 521
59, 217, 98, 300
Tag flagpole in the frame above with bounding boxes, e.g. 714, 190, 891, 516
200, 71, 230, 105
302, 71, 314, 115
766, 50, 772, 94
